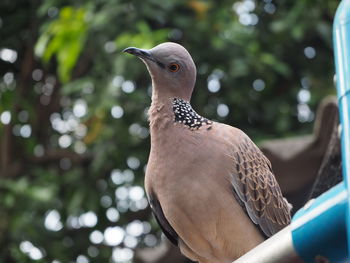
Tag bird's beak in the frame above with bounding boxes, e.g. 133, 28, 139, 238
123, 47, 155, 62
123, 47, 165, 69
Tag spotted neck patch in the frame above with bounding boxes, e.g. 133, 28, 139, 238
172, 98, 212, 130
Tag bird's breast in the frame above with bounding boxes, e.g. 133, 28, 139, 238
145, 124, 233, 197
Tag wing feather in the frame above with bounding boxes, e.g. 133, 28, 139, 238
230, 136, 291, 237
148, 193, 179, 246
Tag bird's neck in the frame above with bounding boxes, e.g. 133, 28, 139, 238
148, 92, 212, 136
148, 95, 173, 132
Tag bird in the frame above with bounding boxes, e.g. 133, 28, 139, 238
124, 42, 292, 263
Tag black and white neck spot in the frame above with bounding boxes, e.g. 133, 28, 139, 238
172, 98, 212, 130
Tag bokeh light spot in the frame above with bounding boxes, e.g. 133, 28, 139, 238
253, 79, 265, 91
207, 78, 220, 93
116, 186, 129, 200
20, 124, 32, 138
90, 230, 104, 244
112, 247, 133, 262
217, 104, 229, 118
79, 211, 98, 228
76, 255, 89, 263
111, 106, 124, 119
129, 186, 144, 201
32, 69, 43, 81
87, 246, 99, 257
58, 134, 72, 148
104, 226, 125, 246
44, 210, 63, 232
121, 80, 135, 93
0, 111, 11, 124
127, 157, 140, 170
73, 99, 87, 118
100, 195, 112, 208
0, 48, 17, 63
304, 46, 316, 59
124, 235, 138, 248
297, 89, 311, 103
106, 207, 120, 222
144, 234, 157, 247
126, 220, 144, 237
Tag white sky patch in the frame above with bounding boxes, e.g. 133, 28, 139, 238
4, 72, 14, 84
132, 197, 149, 211
90, 230, 104, 244
76, 255, 89, 263
20, 124, 32, 138
217, 104, 229, 117
74, 141, 87, 154
126, 220, 144, 237
106, 207, 120, 222
19, 241, 44, 260
0, 48, 17, 63
104, 226, 125, 246
112, 247, 133, 262
111, 106, 124, 119
297, 89, 311, 103
129, 186, 144, 201
121, 80, 135, 93
124, 235, 138, 248
58, 134, 72, 148
233, 0, 259, 26
127, 157, 140, 170
123, 169, 134, 182
0, 111, 11, 124
111, 169, 123, 185
116, 186, 129, 200
207, 78, 220, 93
112, 76, 124, 87
79, 211, 98, 228
45, 210, 63, 231
297, 103, 314, 123
73, 99, 87, 118
67, 215, 81, 229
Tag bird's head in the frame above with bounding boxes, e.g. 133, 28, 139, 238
123, 42, 196, 101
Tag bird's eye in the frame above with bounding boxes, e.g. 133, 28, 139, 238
168, 63, 180, 72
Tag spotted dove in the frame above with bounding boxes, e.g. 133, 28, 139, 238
124, 42, 292, 263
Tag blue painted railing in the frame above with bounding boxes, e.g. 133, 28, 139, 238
291, 0, 350, 261
334, 0, 350, 256
292, 183, 348, 262
235, 1, 350, 262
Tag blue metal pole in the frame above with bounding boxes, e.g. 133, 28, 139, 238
333, 0, 350, 255
235, 182, 348, 263
291, 183, 348, 262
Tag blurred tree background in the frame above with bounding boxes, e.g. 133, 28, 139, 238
0, 0, 339, 262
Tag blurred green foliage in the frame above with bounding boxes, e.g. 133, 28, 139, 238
36, 6, 88, 83
0, 0, 338, 262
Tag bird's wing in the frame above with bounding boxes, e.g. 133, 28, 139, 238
230, 135, 291, 237
148, 193, 179, 246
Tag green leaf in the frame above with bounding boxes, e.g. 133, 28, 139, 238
34, 6, 89, 83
